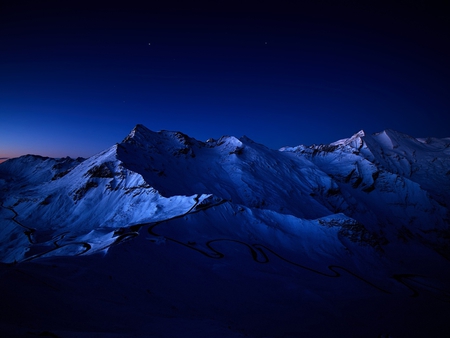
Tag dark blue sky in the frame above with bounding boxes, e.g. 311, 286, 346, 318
1, 1, 449, 160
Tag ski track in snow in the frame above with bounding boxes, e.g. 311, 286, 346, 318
5, 189, 449, 302
0, 202, 36, 245
146, 201, 450, 301
0, 201, 143, 263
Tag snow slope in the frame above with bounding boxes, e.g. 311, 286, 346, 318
0, 125, 449, 337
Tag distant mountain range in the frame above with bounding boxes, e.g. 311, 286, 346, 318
1, 125, 449, 337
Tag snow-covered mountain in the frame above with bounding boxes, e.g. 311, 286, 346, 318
1, 125, 449, 337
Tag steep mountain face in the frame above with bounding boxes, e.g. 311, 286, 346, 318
118, 124, 341, 218
281, 129, 450, 259
1, 125, 449, 337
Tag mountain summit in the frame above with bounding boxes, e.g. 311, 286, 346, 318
1, 125, 449, 337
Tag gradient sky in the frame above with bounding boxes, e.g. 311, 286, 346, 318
1, 1, 449, 160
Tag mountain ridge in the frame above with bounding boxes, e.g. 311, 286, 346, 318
1, 125, 449, 337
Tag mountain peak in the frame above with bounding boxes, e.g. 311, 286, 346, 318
354, 129, 366, 138
330, 129, 367, 147
129, 123, 152, 137
122, 124, 155, 144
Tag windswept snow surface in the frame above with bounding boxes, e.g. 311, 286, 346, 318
1, 125, 449, 337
